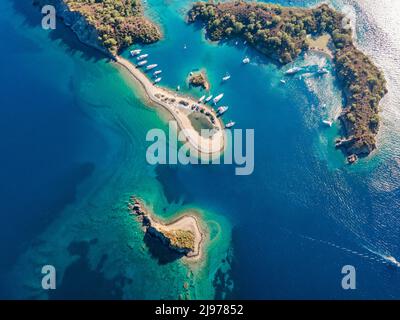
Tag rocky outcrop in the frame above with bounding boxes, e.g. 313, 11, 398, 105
188, 71, 210, 91
33, 0, 111, 57
127, 196, 197, 257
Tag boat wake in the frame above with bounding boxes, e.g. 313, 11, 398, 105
363, 247, 400, 268
284, 228, 400, 268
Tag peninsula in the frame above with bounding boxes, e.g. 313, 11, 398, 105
188, 1, 387, 160
116, 56, 225, 156
33, 0, 161, 56
36, 0, 225, 157
128, 196, 205, 261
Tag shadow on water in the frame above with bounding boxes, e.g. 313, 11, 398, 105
143, 233, 184, 265
155, 165, 193, 205
0, 162, 95, 272
11, 1, 106, 62
49, 239, 131, 299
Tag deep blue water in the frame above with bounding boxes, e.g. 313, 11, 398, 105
1, 0, 400, 299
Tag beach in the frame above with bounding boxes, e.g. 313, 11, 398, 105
129, 196, 206, 262
148, 212, 205, 262
306, 34, 334, 59
114, 56, 225, 157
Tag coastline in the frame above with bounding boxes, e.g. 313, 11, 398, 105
306, 34, 334, 59
114, 56, 225, 157
148, 211, 206, 262
128, 197, 206, 263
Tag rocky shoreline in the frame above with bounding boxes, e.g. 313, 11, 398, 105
34, 0, 161, 56
127, 196, 204, 260
188, 70, 210, 91
188, 1, 387, 163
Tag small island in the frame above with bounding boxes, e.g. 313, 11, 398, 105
128, 196, 204, 260
188, 70, 211, 91
188, 1, 388, 161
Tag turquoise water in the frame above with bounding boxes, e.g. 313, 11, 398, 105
1, 0, 400, 299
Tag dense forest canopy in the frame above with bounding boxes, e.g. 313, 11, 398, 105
188, 1, 387, 157
64, 0, 161, 55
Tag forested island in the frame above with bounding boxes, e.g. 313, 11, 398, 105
34, 0, 161, 55
188, 1, 387, 159
188, 70, 211, 90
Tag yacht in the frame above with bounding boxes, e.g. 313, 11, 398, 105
146, 64, 158, 70
242, 57, 250, 64
280, 79, 286, 84
384, 256, 400, 267
222, 73, 231, 82
213, 93, 224, 104
285, 67, 302, 75
198, 95, 206, 103
225, 121, 235, 128
137, 54, 149, 61
154, 77, 162, 84
153, 70, 162, 76
323, 119, 333, 127
130, 49, 141, 56
137, 60, 147, 67
217, 106, 229, 115
205, 95, 213, 103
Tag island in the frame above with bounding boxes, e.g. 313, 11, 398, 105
34, 0, 225, 157
128, 196, 204, 260
188, 1, 388, 162
188, 70, 211, 91
33, 0, 161, 56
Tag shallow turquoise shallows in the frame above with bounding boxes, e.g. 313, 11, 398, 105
1, 0, 400, 299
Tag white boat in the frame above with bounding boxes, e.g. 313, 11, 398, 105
225, 121, 235, 128
153, 70, 162, 76
146, 64, 158, 70
280, 79, 286, 84
137, 60, 147, 66
198, 95, 206, 103
213, 93, 224, 104
205, 95, 213, 102
154, 77, 162, 84
130, 49, 141, 56
137, 54, 149, 61
176, 85, 180, 91
317, 68, 329, 75
222, 73, 231, 81
323, 120, 333, 127
217, 106, 229, 115
242, 57, 250, 64
285, 67, 302, 75
385, 256, 400, 267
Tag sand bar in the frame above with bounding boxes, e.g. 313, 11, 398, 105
115, 56, 225, 157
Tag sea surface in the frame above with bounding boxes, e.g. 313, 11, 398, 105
1, 0, 400, 299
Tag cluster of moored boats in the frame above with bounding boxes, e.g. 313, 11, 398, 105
130, 48, 236, 128
130, 49, 162, 84
192, 92, 235, 129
